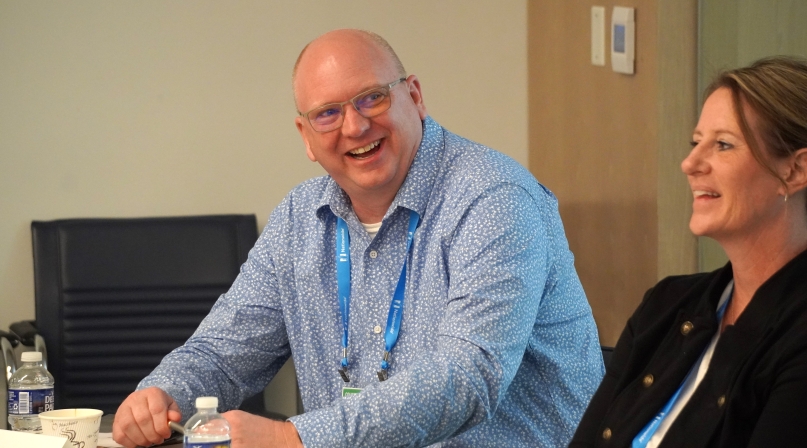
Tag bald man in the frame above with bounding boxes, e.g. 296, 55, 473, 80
113, 29, 603, 448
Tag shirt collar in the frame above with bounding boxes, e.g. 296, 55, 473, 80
316, 116, 444, 222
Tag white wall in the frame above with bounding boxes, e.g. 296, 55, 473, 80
0, 0, 528, 331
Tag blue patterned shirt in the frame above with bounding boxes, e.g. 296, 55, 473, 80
139, 117, 603, 447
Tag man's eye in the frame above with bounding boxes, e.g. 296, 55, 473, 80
357, 91, 386, 107
314, 107, 341, 121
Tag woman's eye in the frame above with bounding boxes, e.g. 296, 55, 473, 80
717, 140, 734, 151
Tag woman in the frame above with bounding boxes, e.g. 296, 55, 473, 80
571, 56, 807, 447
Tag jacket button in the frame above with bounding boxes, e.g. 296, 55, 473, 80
602, 427, 612, 440
717, 395, 726, 407
643, 374, 654, 387
681, 321, 694, 335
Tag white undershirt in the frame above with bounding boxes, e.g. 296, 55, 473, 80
361, 221, 382, 237
646, 280, 734, 447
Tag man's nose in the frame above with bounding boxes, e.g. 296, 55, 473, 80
341, 104, 371, 137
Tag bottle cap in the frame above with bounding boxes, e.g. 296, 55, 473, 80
21, 351, 43, 362
195, 396, 218, 409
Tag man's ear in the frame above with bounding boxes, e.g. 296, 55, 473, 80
295, 116, 317, 162
404, 75, 428, 120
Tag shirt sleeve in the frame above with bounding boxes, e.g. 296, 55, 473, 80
137, 208, 293, 420
290, 183, 550, 447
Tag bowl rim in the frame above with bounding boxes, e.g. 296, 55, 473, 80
39, 408, 104, 420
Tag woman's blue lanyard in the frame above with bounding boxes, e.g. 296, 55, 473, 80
632, 288, 733, 448
335, 210, 419, 383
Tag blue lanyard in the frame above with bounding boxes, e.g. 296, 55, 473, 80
632, 289, 732, 448
335, 210, 419, 383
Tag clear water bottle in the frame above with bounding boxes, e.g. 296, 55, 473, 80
7, 351, 55, 433
184, 396, 231, 448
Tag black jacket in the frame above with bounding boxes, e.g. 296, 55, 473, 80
571, 248, 807, 447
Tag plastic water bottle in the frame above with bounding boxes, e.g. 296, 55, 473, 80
184, 396, 231, 448
7, 351, 55, 433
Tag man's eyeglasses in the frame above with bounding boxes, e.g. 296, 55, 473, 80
299, 78, 406, 133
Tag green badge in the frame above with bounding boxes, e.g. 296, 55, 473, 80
341, 387, 362, 397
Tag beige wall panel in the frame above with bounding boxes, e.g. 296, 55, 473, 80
657, 0, 698, 279
529, 1, 659, 345
0, 1, 527, 333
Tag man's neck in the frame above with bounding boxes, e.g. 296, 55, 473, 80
351, 194, 394, 223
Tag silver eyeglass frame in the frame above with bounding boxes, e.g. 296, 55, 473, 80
298, 77, 407, 133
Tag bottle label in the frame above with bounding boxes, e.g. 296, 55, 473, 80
7, 388, 55, 415
183, 440, 231, 448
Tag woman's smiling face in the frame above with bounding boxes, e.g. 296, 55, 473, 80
682, 87, 787, 242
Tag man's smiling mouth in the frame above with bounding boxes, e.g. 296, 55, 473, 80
349, 140, 381, 159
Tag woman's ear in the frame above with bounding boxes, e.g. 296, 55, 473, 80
784, 147, 807, 194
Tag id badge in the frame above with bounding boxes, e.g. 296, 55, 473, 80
341, 387, 362, 398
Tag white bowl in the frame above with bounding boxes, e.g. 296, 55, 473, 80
39, 409, 103, 448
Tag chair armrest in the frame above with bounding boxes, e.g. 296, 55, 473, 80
9, 321, 48, 370
35, 334, 48, 371
1, 336, 12, 430
9, 320, 38, 347
1, 335, 16, 382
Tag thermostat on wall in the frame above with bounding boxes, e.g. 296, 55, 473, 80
611, 6, 635, 74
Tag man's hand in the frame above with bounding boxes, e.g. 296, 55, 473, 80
222, 410, 303, 448
112, 387, 182, 448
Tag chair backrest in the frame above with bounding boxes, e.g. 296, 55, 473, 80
31, 215, 258, 413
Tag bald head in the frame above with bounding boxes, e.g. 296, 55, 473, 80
292, 29, 406, 108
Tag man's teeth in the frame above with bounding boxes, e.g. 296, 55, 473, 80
694, 190, 719, 198
350, 141, 380, 155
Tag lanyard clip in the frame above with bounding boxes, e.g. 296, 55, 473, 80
377, 351, 391, 381
338, 367, 350, 383
338, 350, 350, 382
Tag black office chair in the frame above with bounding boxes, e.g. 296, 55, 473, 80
28, 215, 261, 415
601, 345, 614, 369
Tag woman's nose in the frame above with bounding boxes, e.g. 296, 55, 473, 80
681, 145, 705, 175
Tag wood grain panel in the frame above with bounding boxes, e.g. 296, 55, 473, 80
528, 1, 697, 345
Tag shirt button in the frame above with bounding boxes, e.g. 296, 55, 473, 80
717, 395, 726, 407
602, 427, 612, 440
643, 374, 654, 387
369, 250, 378, 259
373, 325, 382, 334
681, 321, 694, 335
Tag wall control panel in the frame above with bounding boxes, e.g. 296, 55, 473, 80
611, 6, 635, 74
